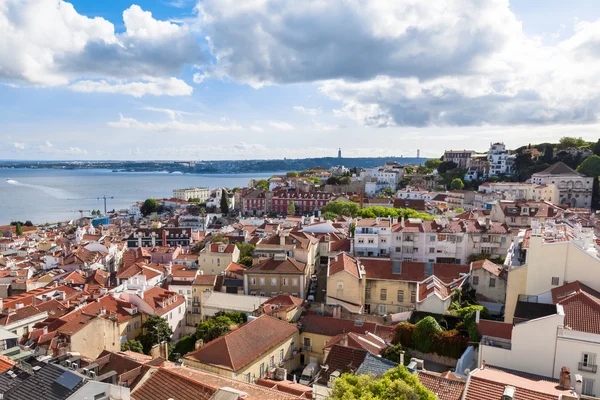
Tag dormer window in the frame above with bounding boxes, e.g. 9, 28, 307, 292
162, 301, 166, 308
131, 308, 137, 314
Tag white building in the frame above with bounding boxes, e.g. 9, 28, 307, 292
396, 187, 430, 200
353, 218, 393, 257
478, 280, 600, 397
173, 187, 210, 202
360, 164, 404, 194
478, 182, 559, 204
486, 142, 513, 176
531, 161, 594, 209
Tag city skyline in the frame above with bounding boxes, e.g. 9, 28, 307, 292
2, 0, 600, 160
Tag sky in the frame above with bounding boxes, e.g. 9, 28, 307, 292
2, 0, 600, 161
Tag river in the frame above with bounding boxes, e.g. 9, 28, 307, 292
0, 169, 278, 225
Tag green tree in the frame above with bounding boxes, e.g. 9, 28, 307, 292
236, 242, 255, 267
543, 145, 554, 163
191, 241, 206, 254
437, 161, 457, 173
255, 179, 270, 190
593, 139, 600, 156
121, 340, 144, 354
170, 335, 197, 360
321, 200, 360, 217
382, 343, 410, 365
286, 171, 299, 177
329, 366, 436, 400
214, 311, 247, 324
424, 159, 442, 170
416, 166, 433, 175
137, 316, 173, 354
15, 223, 23, 236
287, 201, 296, 216
231, 187, 240, 193
450, 178, 465, 190
209, 233, 228, 243
349, 222, 356, 237
382, 187, 394, 196
195, 316, 233, 343
558, 136, 588, 149
412, 316, 443, 353
577, 155, 600, 177
141, 198, 158, 216
220, 191, 229, 214
322, 211, 339, 220
404, 166, 414, 174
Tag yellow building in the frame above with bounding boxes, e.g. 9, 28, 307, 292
197, 243, 240, 275
183, 315, 300, 382
244, 255, 310, 298
326, 253, 366, 313
189, 274, 219, 326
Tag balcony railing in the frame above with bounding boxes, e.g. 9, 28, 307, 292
579, 363, 598, 373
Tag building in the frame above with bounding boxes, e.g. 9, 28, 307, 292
326, 253, 367, 314
173, 187, 210, 202
270, 191, 334, 216
354, 218, 393, 257
504, 220, 600, 324
478, 182, 559, 204
244, 255, 309, 298
469, 259, 507, 304
442, 150, 475, 169
127, 228, 192, 248
478, 282, 600, 397
182, 315, 300, 383
446, 190, 476, 210
197, 243, 240, 275
531, 161, 594, 209
241, 190, 272, 216
490, 201, 563, 228
486, 142, 513, 176
255, 294, 304, 322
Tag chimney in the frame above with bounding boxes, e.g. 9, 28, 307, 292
574, 374, 583, 395
559, 366, 571, 389
481, 360, 486, 369
399, 351, 405, 366
195, 339, 204, 350
401, 216, 405, 228
475, 309, 480, 324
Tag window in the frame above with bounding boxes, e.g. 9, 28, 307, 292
260, 277, 265, 286
489, 278, 496, 288
358, 239, 364, 244
127, 324, 131, 333
581, 353, 598, 372
430, 235, 436, 242
271, 278, 277, 286
303, 337, 312, 350
134, 321, 139, 330
365, 287, 371, 300
583, 378, 595, 397
280, 349, 284, 363
250, 291, 256, 296
429, 247, 435, 254
282, 278, 289, 286
381, 239, 387, 243
260, 363, 265, 378
380, 289, 387, 301
270, 355, 275, 368
397, 290, 404, 302
368, 239, 374, 244
337, 281, 344, 290
473, 276, 479, 285
551, 277, 559, 286
292, 278, 298, 286
410, 291, 416, 303
260, 292, 265, 296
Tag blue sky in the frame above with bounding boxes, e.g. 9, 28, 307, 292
2, 0, 600, 160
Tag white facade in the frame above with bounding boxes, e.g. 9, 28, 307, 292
173, 187, 210, 202
396, 187, 430, 200
531, 165, 594, 209
478, 182, 559, 204
354, 219, 392, 257
486, 142, 512, 176
360, 166, 403, 193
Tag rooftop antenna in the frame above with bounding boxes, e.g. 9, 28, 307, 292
97, 196, 114, 216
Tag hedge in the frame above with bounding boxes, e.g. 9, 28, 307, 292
393, 322, 469, 360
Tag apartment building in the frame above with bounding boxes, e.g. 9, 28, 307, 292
531, 161, 594, 209
479, 182, 559, 204
270, 191, 334, 216
442, 150, 475, 169
490, 200, 563, 228
388, 217, 511, 265
446, 190, 476, 210
254, 229, 318, 268
244, 255, 310, 298
486, 142, 513, 176
354, 218, 393, 257
197, 243, 240, 275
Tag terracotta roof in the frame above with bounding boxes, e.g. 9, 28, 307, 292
471, 260, 505, 278
0, 305, 45, 326
142, 287, 185, 317
184, 315, 297, 371
557, 288, 600, 334
193, 274, 218, 286
360, 258, 470, 284
225, 262, 246, 275
356, 218, 392, 228
0, 355, 16, 373
463, 368, 568, 400
132, 368, 215, 400
477, 320, 513, 340
324, 332, 388, 355
208, 243, 236, 253
246, 257, 307, 275
262, 294, 304, 313
328, 253, 361, 278
417, 371, 465, 400
299, 315, 379, 337
319, 345, 367, 384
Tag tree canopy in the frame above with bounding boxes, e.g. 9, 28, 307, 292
196, 315, 235, 343
255, 179, 270, 191
220, 190, 229, 214
286, 171, 299, 177
577, 155, 600, 177
424, 159, 442, 170
121, 340, 144, 354
15, 223, 23, 236
321, 200, 360, 217
558, 136, 589, 149
141, 198, 158, 216
137, 316, 173, 354
236, 242, 255, 267
329, 366, 436, 400
450, 178, 465, 190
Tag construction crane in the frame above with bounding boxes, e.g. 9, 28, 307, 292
97, 195, 114, 216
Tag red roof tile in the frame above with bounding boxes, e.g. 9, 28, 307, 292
477, 320, 513, 340
328, 253, 361, 278
246, 257, 307, 275
132, 368, 215, 400
417, 371, 465, 400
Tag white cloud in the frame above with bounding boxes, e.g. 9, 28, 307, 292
250, 125, 264, 132
12, 142, 25, 150
192, 72, 205, 84
108, 113, 242, 132
268, 121, 295, 131
195, 0, 600, 127
68, 78, 193, 97
139, 106, 194, 120
293, 106, 321, 116
0, 1, 203, 92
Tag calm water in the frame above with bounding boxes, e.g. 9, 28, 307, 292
0, 169, 278, 225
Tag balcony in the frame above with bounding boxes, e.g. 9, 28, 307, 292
579, 363, 598, 373
303, 345, 312, 352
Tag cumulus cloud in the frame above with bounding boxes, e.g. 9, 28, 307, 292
12, 142, 25, 150
268, 121, 295, 131
250, 125, 264, 132
0, 1, 203, 94
293, 106, 321, 116
69, 78, 193, 97
108, 113, 241, 132
195, 0, 600, 127
139, 106, 194, 120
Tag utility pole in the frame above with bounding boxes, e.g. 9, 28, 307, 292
97, 195, 114, 216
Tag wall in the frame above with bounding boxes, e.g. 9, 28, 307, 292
197, 250, 239, 275
325, 270, 364, 310
417, 295, 450, 315
470, 269, 507, 304
504, 265, 528, 323
119, 314, 143, 343
70, 317, 121, 359
365, 279, 417, 315
300, 332, 332, 364
246, 273, 304, 297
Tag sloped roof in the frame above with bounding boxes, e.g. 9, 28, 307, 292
131, 368, 215, 400
246, 257, 307, 275
471, 260, 505, 279
535, 161, 579, 176
183, 315, 297, 372
417, 371, 465, 400
328, 253, 361, 278
477, 320, 513, 340
355, 353, 397, 377
557, 286, 600, 334
319, 345, 368, 384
